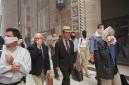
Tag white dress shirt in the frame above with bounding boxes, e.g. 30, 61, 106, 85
63, 39, 70, 52
71, 38, 79, 52
0, 46, 31, 84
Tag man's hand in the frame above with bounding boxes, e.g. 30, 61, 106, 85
107, 36, 114, 44
10, 64, 21, 72
90, 53, 94, 63
47, 70, 51, 74
47, 70, 53, 79
5, 53, 14, 64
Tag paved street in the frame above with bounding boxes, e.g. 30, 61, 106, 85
26, 64, 129, 85
52, 66, 97, 85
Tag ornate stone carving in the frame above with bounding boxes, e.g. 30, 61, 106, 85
71, 0, 86, 32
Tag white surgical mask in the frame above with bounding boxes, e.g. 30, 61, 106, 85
4, 37, 18, 45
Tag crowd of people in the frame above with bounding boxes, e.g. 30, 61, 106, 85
0, 24, 123, 85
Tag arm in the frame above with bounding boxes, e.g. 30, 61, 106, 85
89, 36, 95, 54
27, 46, 42, 60
55, 41, 59, 68
89, 36, 95, 62
45, 46, 51, 71
13, 50, 31, 75
77, 38, 81, 53
0, 64, 11, 76
0, 52, 12, 75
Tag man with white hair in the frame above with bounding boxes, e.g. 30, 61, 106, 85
27, 33, 51, 85
0, 28, 31, 85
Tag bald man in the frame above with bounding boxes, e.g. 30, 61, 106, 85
27, 33, 51, 85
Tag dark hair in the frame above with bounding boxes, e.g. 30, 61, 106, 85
0, 36, 4, 50
97, 24, 104, 29
6, 28, 25, 48
6, 28, 22, 39
82, 30, 87, 34
71, 31, 75, 34
0, 36, 4, 45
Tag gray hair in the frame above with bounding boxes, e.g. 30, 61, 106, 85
34, 33, 43, 39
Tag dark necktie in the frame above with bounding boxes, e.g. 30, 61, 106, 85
40, 47, 44, 58
65, 40, 70, 53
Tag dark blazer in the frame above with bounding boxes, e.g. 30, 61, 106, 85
96, 40, 118, 79
0, 36, 4, 50
55, 39, 75, 68
27, 43, 50, 75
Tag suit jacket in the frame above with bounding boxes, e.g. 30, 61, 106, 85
55, 39, 75, 69
0, 36, 4, 50
96, 40, 118, 79
27, 43, 50, 75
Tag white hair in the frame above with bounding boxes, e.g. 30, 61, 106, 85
34, 33, 43, 39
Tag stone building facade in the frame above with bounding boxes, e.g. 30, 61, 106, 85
0, 0, 128, 38
0, 0, 38, 37
1, 0, 102, 37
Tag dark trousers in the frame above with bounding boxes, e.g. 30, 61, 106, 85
60, 67, 72, 85
94, 51, 102, 85
52, 55, 59, 78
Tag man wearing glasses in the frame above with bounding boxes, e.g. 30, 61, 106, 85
27, 33, 51, 85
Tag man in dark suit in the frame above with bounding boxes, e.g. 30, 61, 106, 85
27, 33, 51, 85
55, 26, 75, 85
0, 36, 4, 50
0, 36, 4, 56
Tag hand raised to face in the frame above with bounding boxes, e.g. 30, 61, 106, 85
5, 53, 14, 64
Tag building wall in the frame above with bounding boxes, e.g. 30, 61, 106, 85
37, 0, 49, 34
1, 0, 18, 35
61, 1, 72, 28
1, 0, 102, 37
85, 0, 101, 36
71, 0, 101, 37
37, 0, 72, 35
1, 0, 38, 37
29, 0, 38, 36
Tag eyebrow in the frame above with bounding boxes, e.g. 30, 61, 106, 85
5, 35, 13, 37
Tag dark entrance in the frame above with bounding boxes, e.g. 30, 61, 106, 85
101, 0, 129, 65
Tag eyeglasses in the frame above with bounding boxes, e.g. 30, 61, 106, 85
4, 35, 13, 37
35, 37, 43, 40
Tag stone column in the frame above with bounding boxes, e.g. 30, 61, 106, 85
29, 0, 38, 36
1, 0, 18, 34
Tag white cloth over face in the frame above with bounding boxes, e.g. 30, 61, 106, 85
4, 37, 18, 45
103, 26, 117, 45
0, 46, 31, 84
